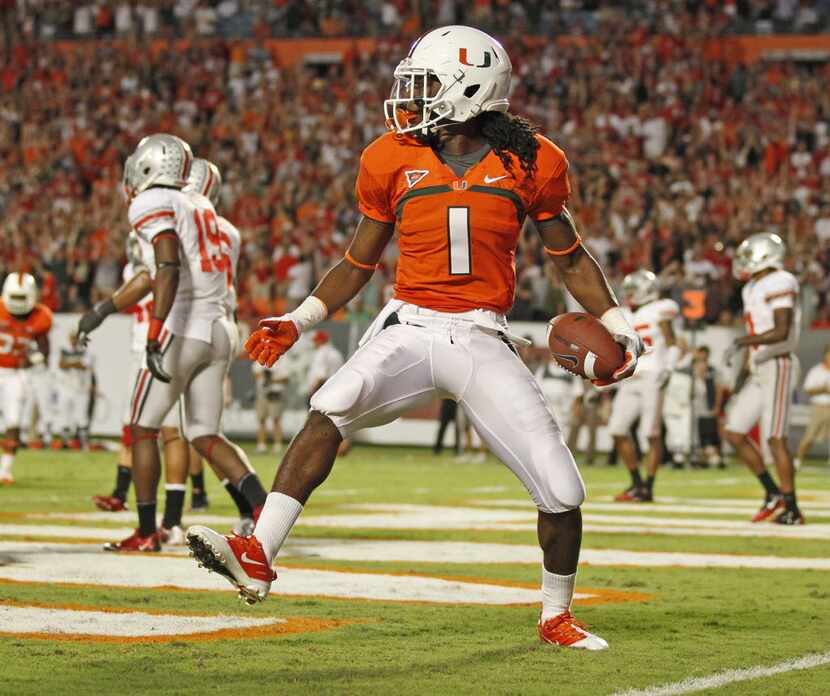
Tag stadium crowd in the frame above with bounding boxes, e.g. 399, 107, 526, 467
2, 1, 830, 327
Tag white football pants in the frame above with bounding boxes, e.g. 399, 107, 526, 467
310, 305, 585, 513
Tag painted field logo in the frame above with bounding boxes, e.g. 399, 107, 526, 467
458, 48, 491, 68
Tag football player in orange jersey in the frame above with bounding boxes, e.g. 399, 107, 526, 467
187, 26, 643, 650
0, 273, 52, 485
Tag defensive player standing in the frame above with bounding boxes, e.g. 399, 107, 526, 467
83, 135, 268, 551
86, 233, 192, 540
609, 270, 679, 502
724, 233, 803, 524
0, 273, 52, 484
181, 157, 257, 532
188, 27, 643, 649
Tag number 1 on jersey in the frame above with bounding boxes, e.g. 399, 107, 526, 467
448, 207, 471, 275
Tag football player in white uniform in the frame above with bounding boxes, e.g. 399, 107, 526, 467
56, 331, 95, 449
86, 234, 192, 545
79, 135, 268, 551
187, 27, 645, 650
609, 270, 680, 502
724, 233, 803, 525
181, 158, 256, 533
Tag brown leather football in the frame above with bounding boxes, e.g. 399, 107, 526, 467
547, 312, 624, 381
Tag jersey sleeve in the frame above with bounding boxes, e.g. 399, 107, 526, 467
355, 149, 395, 223
31, 305, 53, 335
527, 136, 571, 222
128, 189, 177, 242
765, 273, 798, 310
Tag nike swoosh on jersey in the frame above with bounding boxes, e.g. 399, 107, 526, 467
483, 174, 508, 184
240, 552, 267, 567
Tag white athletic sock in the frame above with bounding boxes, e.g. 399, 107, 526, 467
0, 453, 13, 476
254, 491, 303, 564
541, 568, 576, 621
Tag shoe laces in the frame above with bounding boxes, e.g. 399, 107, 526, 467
541, 611, 590, 644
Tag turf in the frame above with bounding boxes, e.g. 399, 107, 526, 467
1, 446, 829, 695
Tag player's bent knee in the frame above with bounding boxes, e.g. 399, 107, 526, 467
309, 369, 366, 418
160, 426, 181, 445
130, 424, 159, 443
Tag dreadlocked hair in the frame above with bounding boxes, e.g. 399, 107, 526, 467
477, 111, 540, 176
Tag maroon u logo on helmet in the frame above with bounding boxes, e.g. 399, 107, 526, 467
458, 48, 491, 68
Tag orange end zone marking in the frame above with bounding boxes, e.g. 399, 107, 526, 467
0, 598, 349, 644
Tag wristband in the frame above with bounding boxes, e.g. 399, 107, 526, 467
600, 306, 633, 336
148, 318, 164, 342
287, 296, 328, 333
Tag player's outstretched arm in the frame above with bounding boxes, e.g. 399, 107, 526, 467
535, 212, 643, 382
246, 216, 393, 367
77, 270, 152, 342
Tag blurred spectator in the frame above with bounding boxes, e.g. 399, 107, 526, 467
794, 344, 830, 466
1, 0, 829, 331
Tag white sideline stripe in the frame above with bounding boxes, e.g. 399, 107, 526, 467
0, 605, 285, 638
611, 651, 830, 696
32, 512, 238, 524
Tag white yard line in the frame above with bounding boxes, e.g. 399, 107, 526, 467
611, 651, 830, 696
0, 605, 285, 638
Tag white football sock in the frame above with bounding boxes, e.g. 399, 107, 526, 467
0, 453, 13, 476
541, 568, 576, 621
254, 491, 303, 564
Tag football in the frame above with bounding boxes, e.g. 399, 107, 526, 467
547, 312, 624, 381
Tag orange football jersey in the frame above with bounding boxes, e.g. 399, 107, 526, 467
0, 302, 53, 368
356, 131, 570, 313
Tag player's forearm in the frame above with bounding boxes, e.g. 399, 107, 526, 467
736, 328, 787, 347
152, 266, 179, 325
112, 271, 152, 312
553, 246, 618, 318
311, 259, 375, 315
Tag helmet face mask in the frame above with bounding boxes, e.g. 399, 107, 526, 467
383, 26, 512, 136
733, 233, 785, 281
2, 273, 37, 316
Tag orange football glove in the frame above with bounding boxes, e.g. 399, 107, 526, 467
590, 332, 644, 390
245, 317, 300, 367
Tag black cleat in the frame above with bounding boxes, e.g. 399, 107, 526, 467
772, 508, 805, 526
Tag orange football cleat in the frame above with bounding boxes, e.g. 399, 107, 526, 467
186, 526, 276, 604
538, 611, 609, 650
614, 486, 640, 502
103, 529, 161, 552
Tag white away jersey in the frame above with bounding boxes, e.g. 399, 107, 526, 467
218, 215, 241, 316
122, 261, 152, 353
628, 298, 679, 375
741, 269, 800, 368
129, 187, 229, 342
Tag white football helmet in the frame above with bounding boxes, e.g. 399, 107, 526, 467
622, 269, 659, 308
122, 133, 193, 200
733, 232, 785, 281
185, 158, 222, 207
2, 272, 37, 316
384, 25, 511, 135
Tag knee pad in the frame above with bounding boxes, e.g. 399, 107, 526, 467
532, 440, 586, 513
130, 424, 159, 443
309, 369, 367, 418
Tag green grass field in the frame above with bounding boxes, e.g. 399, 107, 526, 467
1, 446, 829, 695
